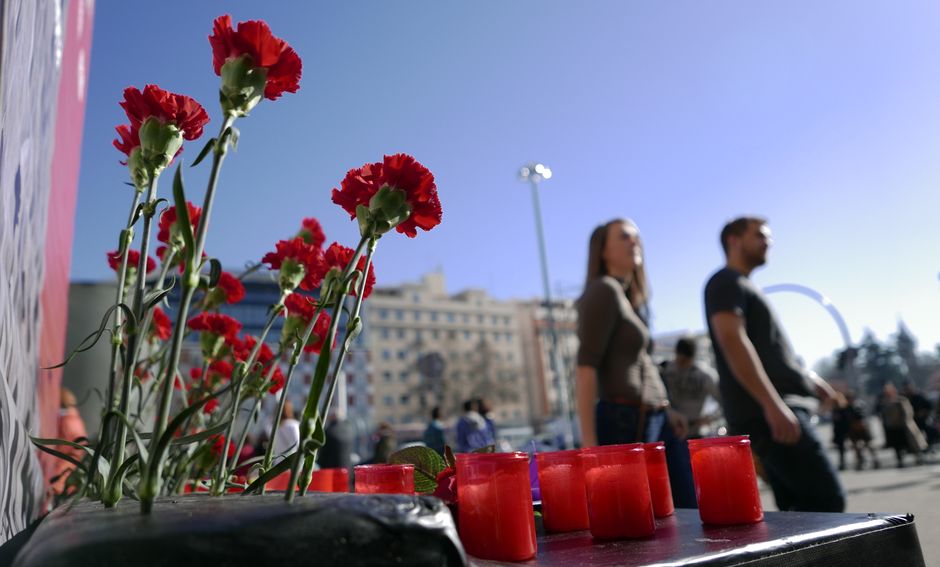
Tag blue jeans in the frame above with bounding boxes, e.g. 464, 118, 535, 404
733, 408, 845, 512
595, 400, 697, 509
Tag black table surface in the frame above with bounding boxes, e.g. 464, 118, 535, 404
469, 509, 925, 567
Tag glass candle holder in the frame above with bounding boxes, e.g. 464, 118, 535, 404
642, 442, 674, 518
354, 464, 414, 494
535, 449, 590, 533
579, 444, 655, 539
456, 452, 537, 562
311, 467, 349, 492
688, 435, 763, 525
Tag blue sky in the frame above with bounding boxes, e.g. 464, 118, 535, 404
72, 1, 940, 367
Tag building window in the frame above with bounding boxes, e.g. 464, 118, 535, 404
430, 311, 438, 322
414, 310, 421, 321
463, 330, 471, 340
462, 314, 469, 324
413, 293, 420, 303
492, 315, 499, 325
396, 309, 404, 321
383, 371, 392, 382
348, 395, 356, 407
397, 328, 406, 339
451, 372, 461, 381
400, 395, 410, 405
398, 350, 407, 360
506, 333, 513, 342
415, 330, 422, 341
449, 352, 459, 360
478, 314, 484, 324
447, 312, 455, 323
508, 353, 514, 361
399, 371, 409, 382
431, 329, 440, 339
382, 350, 391, 360
379, 309, 389, 320
380, 328, 390, 339
383, 396, 393, 407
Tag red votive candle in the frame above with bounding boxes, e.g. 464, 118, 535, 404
535, 449, 590, 533
354, 464, 414, 494
456, 452, 537, 562
688, 435, 763, 525
642, 442, 674, 518
311, 467, 349, 492
579, 444, 655, 539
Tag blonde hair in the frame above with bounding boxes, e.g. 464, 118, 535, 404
584, 218, 650, 309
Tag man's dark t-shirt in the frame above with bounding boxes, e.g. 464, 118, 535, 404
704, 268, 815, 427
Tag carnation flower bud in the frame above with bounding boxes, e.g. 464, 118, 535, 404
219, 55, 267, 117
278, 258, 307, 293
138, 116, 183, 173
358, 185, 412, 237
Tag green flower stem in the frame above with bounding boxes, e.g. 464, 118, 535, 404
260, 300, 327, 495
230, 357, 282, 479
141, 116, 236, 514
212, 299, 284, 495
104, 172, 160, 508
285, 235, 370, 502
298, 236, 377, 497
130, 248, 177, 366
105, 190, 143, 424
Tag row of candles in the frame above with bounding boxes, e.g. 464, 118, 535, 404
279, 435, 764, 563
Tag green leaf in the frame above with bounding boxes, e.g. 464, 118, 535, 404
208, 259, 222, 288
243, 454, 295, 494
172, 164, 195, 267
190, 137, 216, 168
30, 436, 95, 458
150, 382, 233, 477
114, 454, 140, 485
389, 446, 447, 493
142, 283, 175, 314
472, 445, 496, 454
105, 409, 150, 466
172, 421, 229, 446
43, 303, 134, 369
32, 443, 85, 470
444, 445, 456, 469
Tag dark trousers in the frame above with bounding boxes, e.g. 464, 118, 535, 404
595, 400, 697, 509
735, 408, 845, 513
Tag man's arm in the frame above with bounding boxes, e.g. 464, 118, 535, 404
710, 311, 802, 445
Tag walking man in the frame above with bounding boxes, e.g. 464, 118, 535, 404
704, 216, 845, 512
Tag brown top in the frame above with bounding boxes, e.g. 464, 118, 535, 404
577, 276, 668, 406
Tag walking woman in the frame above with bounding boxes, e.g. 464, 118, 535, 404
575, 218, 696, 508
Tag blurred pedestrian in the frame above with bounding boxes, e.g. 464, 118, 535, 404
455, 399, 491, 452
879, 382, 926, 467
661, 337, 722, 437
575, 218, 697, 509
705, 216, 845, 512
423, 406, 446, 455
271, 399, 300, 464
371, 422, 397, 464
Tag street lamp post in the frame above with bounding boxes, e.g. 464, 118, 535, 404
519, 163, 575, 449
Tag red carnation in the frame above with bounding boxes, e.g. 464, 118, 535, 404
298, 217, 326, 249
150, 307, 172, 341
262, 237, 323, 291
187, 312, 242, 339
432, 467, 457, 505
284, 292, 318, 323
283, 293, 332, 354
203, 398, 219, 415
113, 124, 140, 161
331, 154, 441, 238
303, 310, 332, 354
107, 249, 156, 275
231, 334, 274, 367
119, 85, 209, 141
315, 242, 376, 298
209, 15, 302, 101
158, 202, 202, 244
268, 366, 285, 394
211, 435, 236, 459
208, 272, 245, 306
